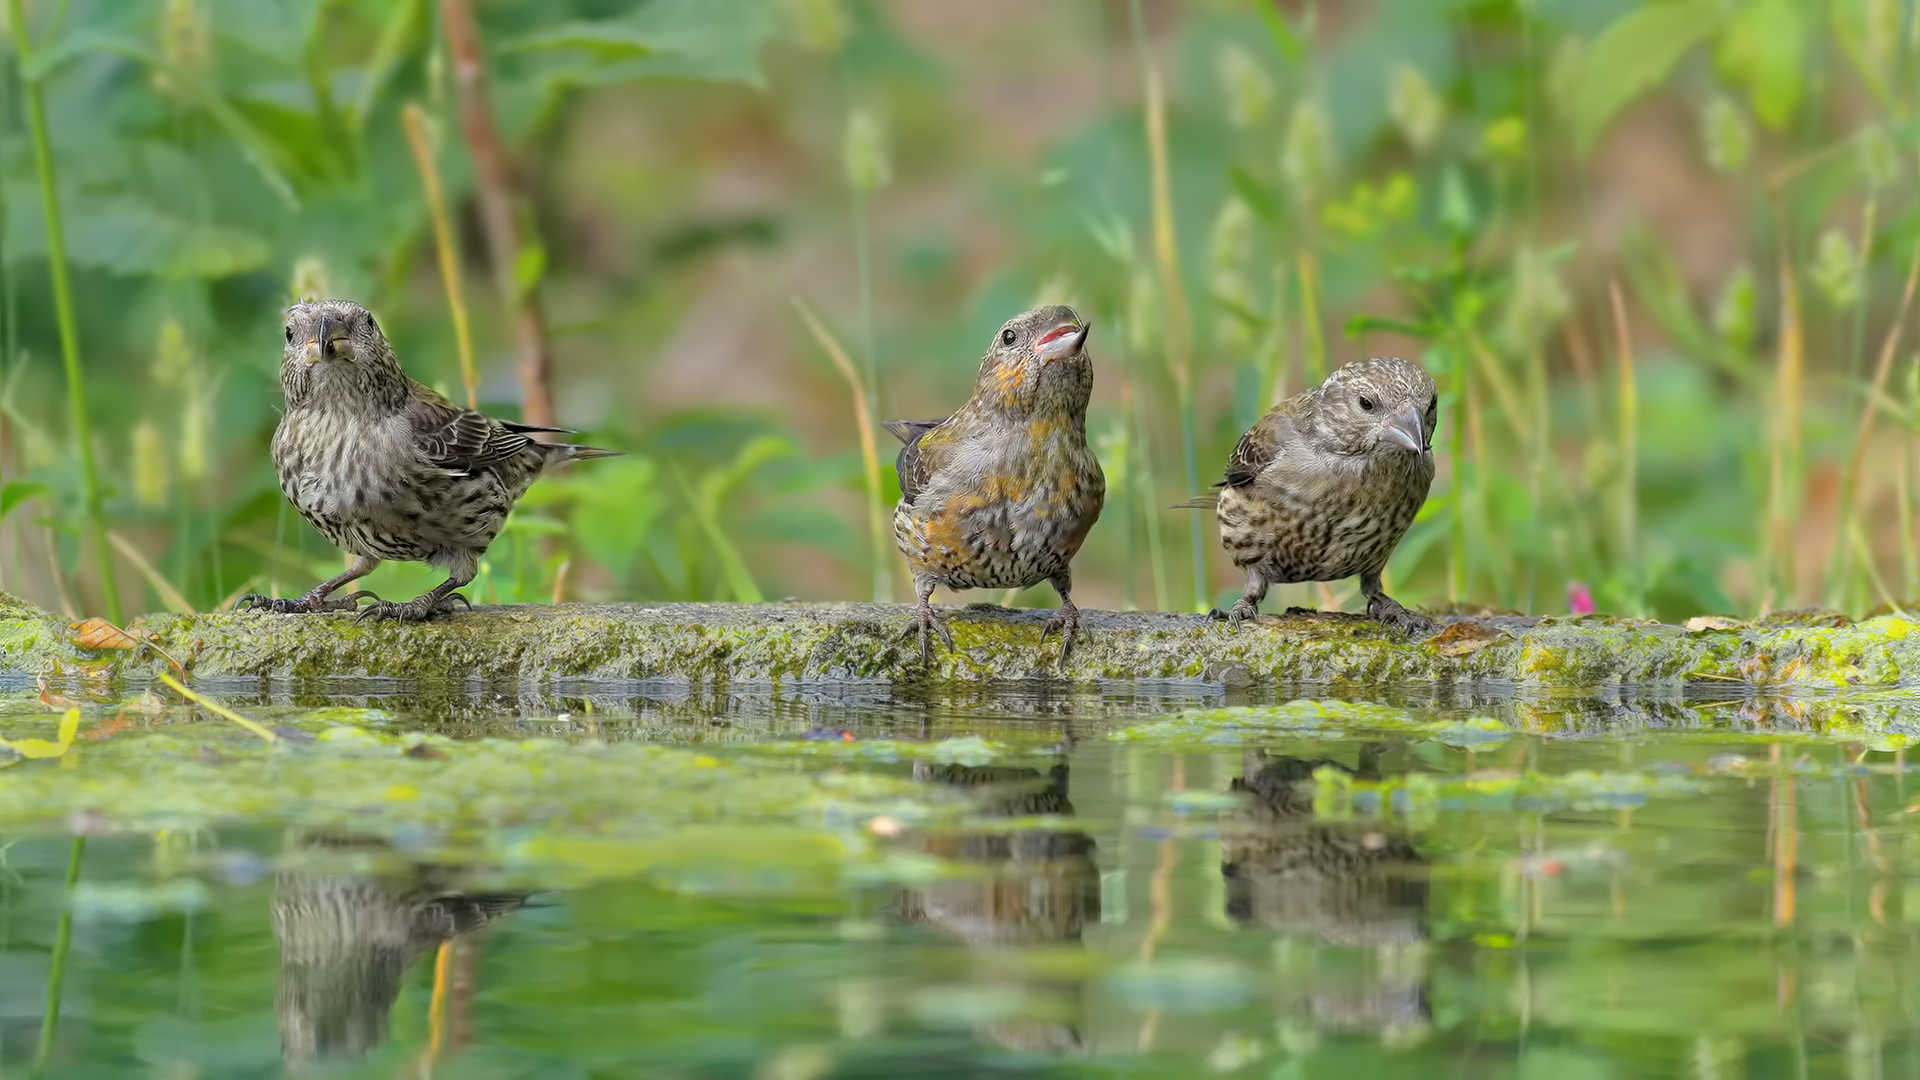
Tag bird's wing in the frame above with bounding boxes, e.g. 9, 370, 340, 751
883, 417, 951, 504
406, 383, 531, 476
1220, 402, 1302, 489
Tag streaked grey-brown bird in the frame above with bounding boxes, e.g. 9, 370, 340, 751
274, 831, 527, 1064
237, 299, 614, 622
1222, 748, 1430, 1033
1186, 356, 1437, 634
885, 305, 1106, 664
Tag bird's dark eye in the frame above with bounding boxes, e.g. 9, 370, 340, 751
285, 325, 294, 344
1001, 328, 1017, 346
365, 314, 378, 334
1358, 395, 1376, 412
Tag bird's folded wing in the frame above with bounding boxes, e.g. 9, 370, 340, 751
406, 384, 529, 475
884, 416, 951, 504
1222, 406, 1299, 488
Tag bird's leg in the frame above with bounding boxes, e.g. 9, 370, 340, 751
236, 556, 381, 615
895, 573, 954, 664
1360, 569, 1436, 636
1039, 571, 1087, 663
356, 565, 476, 625
1207, 568, 1269, 630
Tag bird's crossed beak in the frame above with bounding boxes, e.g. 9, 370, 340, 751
303, 313, 344, 364
1382, 402, 1426, 453
1033, 318, 1091, 363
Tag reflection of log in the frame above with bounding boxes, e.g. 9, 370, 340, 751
1222, 749, 1429, 1034
273, 832, 526, 1066
899, 752, 1098, 1055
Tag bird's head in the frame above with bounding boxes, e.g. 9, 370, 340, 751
1311, 357, 1438, 458
976, 304, 1094, 416
280, 299, 408, 410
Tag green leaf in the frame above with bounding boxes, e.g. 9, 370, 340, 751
9, 197, 270, 279
674, 467, 764, 604
1256, 1, 1305, 63
24, 32, 301, 207
0, 708, 79, 760
1715, 0, 1804, 130
1226, 165, 1281, 226
1570, 0, 1725, 151
1345, 314, 1439, 340
1438, 166, 1475, 239
0, 482, 50, 521
514, 242, 548, 302
509, 0, 781, 87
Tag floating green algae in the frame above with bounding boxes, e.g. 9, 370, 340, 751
1111, 700, 1516, 748
0, 717, 985, 892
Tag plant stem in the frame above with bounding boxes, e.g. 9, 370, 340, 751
402, 102, 480, 409
1297, 249, 1327, 382
1133, 381, 1170, 613
1127, 0, 1201, 611
1764, 219, 1805, 613
793, 297, 891, 604
1828, 207, 1920, 610
1608, 280, 1639, 614
440, 0, 555, 428
30, 836, 83, 1078
9, 0, 119, 622
1444, 344, 1465, 604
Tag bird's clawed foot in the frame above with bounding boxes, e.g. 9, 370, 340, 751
897, 602, 956, 665
1366, 593, 1436, 637
1039, 602, 1087, 663
354, 591, 472, 624
235, 590, 379, 615
1206, 597, 1261, 631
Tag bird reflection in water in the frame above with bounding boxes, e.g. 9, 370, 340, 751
274, 831, 528, 1066
1222, 747, 1430, 1042
896, 728, 1098, 1055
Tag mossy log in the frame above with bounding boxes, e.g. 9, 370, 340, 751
1, 591, 1915, 694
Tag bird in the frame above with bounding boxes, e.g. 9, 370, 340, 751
884, 305, 1106, 664
236, 299, 615, 623
274, 831, 529, 1064
898, 728, 1097, 1056
1183, 356, 1438, 635
1221, 748, 1431, 1034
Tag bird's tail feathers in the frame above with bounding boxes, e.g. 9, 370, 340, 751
883, 418, 946, 445
1169, 495, 1220, 511
547, 444, 621, 463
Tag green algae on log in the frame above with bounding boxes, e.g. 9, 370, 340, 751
0, 591, 1913, 691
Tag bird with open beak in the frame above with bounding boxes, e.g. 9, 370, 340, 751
885, 305, 1106, 664
1182, 356, 1438, 634
237, 298, 615, 622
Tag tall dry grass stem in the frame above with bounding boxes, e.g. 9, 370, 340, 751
1827, 225, 1920, 606
441, 0, 555, 428
795, 297, 892, 604
1763, 230, 1806, 613
1127, 0, 1203, 611
1607, 280, 1639, 612
402, 102, 480, 410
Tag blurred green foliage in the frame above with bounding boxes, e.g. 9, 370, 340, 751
0, 0, 1910, 622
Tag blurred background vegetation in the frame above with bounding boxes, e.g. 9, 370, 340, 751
0, 0, 1912, 625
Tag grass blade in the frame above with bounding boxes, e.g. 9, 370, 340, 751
157, 673, 278, 742
402, 103, 480, 410
8, 0, 119, 623
793, 297, 891, 603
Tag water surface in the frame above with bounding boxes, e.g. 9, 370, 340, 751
0, 681, 1914, 1078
